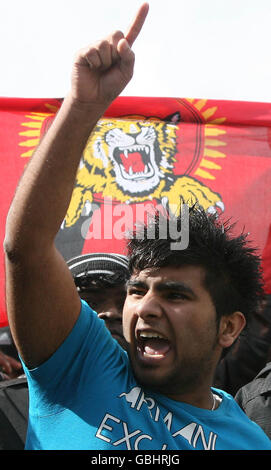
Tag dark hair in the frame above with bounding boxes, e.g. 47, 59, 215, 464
127, 205, 264, 326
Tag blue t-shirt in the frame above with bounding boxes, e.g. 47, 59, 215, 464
23, 300, 271, 450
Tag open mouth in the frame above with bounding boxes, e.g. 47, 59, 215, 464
136, 330, 171, 362
114, 145, 155, 181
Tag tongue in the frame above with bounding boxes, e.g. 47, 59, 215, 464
144, 339, 171, 356
120, 152, 145, 173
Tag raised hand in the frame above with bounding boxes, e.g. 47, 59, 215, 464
70, 3, 149, 108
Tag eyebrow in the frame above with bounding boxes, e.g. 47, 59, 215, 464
126, 279, 146, 289
126, 279, 196, 298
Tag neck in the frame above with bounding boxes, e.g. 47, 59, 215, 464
164, 386, 216, 410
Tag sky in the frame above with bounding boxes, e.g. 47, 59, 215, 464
0, 0, 271, 102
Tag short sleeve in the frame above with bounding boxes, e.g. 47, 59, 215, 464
22, 300, 121, 415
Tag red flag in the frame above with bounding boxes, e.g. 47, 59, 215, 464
1, 96, 271, 327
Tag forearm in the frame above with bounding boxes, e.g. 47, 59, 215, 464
4, 94, 106, 257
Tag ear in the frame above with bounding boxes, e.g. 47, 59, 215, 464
218, 311, 246, 349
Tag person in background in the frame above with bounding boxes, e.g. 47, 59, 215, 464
235, 361, 271, 439
67, 252, 129, 350
234, 224, 271, 439
214, 224, 271, 396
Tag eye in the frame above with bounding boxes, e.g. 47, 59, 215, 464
127, 287, 145, 297
167, 292, 189, 301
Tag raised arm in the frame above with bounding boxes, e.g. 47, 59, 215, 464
4, 3, 149, 368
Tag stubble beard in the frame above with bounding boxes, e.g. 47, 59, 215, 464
127, 341, 218, 398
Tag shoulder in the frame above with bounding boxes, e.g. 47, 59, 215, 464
235, 362, 271, 405
234, 363, 271, 440
213, 387, 271, 448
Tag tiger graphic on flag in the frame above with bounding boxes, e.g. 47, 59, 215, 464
64, 113, 223, 228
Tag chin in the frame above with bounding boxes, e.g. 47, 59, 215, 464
129, 357, 172, 392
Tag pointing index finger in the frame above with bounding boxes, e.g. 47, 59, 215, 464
125, 2, 149, 47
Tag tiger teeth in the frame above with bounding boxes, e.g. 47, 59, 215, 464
120, 145, 150, 154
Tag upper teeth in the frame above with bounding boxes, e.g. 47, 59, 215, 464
139, 332, 164, 339
120, 145, 150, 155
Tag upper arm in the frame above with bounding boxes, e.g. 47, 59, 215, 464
5, 244, 81, 368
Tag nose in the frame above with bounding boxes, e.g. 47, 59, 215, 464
135, 292, 163, 320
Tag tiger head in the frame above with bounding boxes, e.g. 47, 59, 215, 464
83, 116, 179, 197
